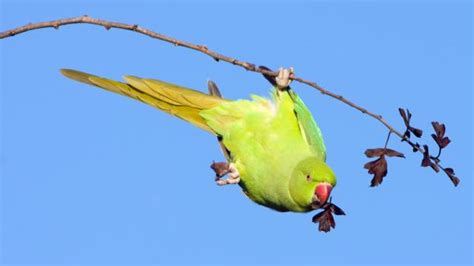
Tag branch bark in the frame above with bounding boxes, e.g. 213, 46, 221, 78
0, 15, 412, 148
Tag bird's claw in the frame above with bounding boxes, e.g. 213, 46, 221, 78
275, 67, 294, 90
210, 162, 240, 186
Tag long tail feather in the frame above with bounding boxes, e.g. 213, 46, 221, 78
60, 69, 224, 132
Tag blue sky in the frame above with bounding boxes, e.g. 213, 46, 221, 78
1, 1, 472, 265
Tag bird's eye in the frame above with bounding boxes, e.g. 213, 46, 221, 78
306, 175, 312, 182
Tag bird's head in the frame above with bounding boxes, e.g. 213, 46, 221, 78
289, 157, 337, 211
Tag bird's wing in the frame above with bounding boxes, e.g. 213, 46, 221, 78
290, 90, 327, 161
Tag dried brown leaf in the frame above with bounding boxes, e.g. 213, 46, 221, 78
365, 148, 405, 158
409, 126, 423, 138
431, 134, 451, 149
312, 209, 335, 233
384, 149, 405, 158
364, 155, 388, 187
312, 202, 345, 233
432, 121, 446, 138
431, 122, 450, 149
421, 145, 431, 167
329, 203, 346, 216
399, 108, 422, 138
364, 148, 385, 158
412, 142, 421, 152
444, 167, 460, 186
399, 108, 410, 127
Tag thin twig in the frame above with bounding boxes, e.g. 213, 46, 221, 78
434, 146, 442, 160
383, 131, 392, 150
0, 15, 408, 147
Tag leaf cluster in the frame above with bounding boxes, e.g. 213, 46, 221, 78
364, 108, 459, 187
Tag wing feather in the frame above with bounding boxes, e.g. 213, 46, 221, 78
290, 90, 327, 161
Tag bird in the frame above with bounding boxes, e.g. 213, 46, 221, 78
60, 67, 343, 231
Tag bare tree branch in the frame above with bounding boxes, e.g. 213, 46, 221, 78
9, 15, 465, 187
2, 15, 460, 186
0, 16, 407, 138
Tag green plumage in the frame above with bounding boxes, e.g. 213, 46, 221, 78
61, 69, 337, 213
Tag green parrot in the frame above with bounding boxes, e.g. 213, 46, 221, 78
60, 67, 342, 231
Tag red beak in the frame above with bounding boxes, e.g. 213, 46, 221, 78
315, 183, 332, 204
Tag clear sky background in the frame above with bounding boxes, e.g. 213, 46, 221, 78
1, 1, 472, 265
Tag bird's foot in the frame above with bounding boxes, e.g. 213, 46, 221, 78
275, 67, 294, 90
210, 161, 240, 186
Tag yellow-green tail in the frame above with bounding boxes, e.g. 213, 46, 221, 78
60, 69, 226, 132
